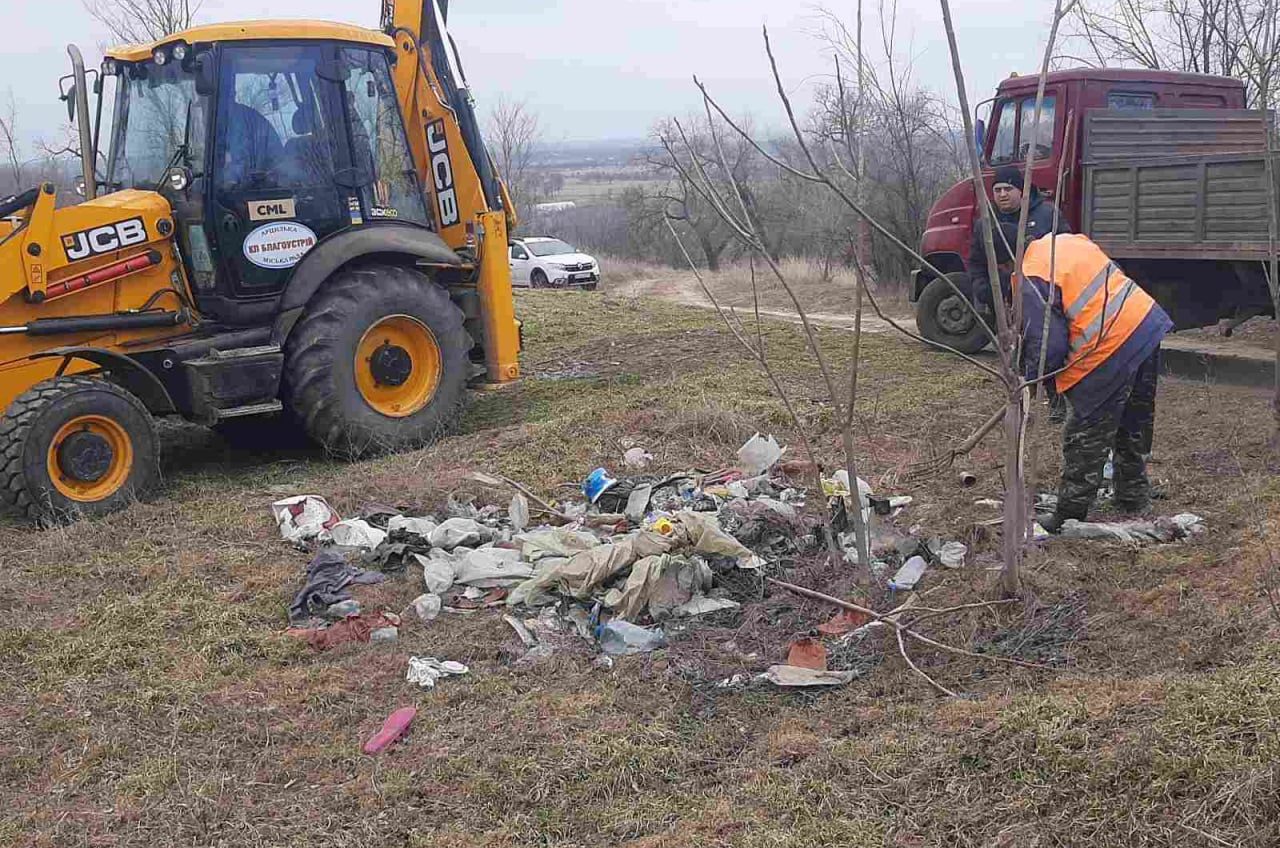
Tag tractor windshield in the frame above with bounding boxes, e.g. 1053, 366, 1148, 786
108, 60, 207, 190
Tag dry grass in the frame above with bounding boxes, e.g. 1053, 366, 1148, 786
2, 290, 1279, 846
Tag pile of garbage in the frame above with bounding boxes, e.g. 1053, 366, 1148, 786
275, 434, 842, 654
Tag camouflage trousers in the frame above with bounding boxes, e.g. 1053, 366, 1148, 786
1056, 349, 1160, 520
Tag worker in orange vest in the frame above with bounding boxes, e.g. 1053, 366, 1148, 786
1000, 225, 1173, 532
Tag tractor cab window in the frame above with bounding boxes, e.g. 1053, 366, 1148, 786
109, 60, 207, 189
213, 45, 339, 193
339, 48, 429, 226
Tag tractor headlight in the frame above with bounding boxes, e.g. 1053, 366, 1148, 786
152, 48, 168, 66
102, 58, 117, 76
166, 167, 190, 192
170, 42, 188, 62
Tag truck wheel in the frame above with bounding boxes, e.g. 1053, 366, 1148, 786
0, 376, 160, 524
916, 274, 990, 354
283, 264, 470, 459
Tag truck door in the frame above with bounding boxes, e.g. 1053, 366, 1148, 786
984, 91, 1067, 226
207, 44, 350, 303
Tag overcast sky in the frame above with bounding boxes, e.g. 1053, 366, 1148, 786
5, 0, 1057, 154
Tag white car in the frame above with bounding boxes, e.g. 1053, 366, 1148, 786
508, 237, 599, 289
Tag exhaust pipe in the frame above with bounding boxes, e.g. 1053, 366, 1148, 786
67, 45, 95, 201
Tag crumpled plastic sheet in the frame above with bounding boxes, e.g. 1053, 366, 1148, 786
428, 517, 491, 551
453, 547, 535, 587
387, 515, 438, 537
417, 546, 536, 595
507, 529, 676, 606
604, 554, 717, 621
507, 510, 757, 608
516, 528, 600, 562
1058, 512, 1205, 544
330, 519, 387, 550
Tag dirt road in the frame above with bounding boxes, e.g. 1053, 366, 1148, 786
610, 271, 912, 336
611, 269, 1277, 385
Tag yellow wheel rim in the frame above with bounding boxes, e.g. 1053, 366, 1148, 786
354, 314, 442, 417
46, 414, 134, 502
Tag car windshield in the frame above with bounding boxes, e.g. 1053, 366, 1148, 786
109, 60, 206, 189
527, 239, 574, 256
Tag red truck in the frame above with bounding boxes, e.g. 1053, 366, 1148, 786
909, 68, 1277, 352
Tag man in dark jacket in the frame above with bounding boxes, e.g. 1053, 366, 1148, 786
1009, 226, 1173, 532
970, 164, 1071, 418
968, 165, 1069, 310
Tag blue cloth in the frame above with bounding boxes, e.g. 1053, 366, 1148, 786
1020, 274, 1172, 419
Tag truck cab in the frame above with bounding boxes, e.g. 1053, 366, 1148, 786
911, 68, 1247, 352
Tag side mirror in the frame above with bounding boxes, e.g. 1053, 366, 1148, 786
64, 83, 77, 123
194, 52, 216, 97
974, 118, 986, 160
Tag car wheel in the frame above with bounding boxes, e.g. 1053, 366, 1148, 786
530, 269, 548, 289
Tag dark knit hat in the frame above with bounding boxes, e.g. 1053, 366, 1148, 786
992, 165, 1024, 191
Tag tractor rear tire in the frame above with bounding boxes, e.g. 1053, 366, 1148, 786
283, 263, 470, 459
915, 273, 990, 355
0, 376, 160, 524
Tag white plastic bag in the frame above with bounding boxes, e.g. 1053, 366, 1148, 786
271, 495, 339, 543
329, 519, 387, 550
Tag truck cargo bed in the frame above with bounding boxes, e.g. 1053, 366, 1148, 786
1081, 109, 1278, 260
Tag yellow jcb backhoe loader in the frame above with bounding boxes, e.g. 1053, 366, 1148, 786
0, 0, 521, 523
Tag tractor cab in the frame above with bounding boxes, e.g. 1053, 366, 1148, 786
99, 23, 435, 326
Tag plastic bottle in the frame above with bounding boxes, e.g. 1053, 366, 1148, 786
597, 620, 667, 655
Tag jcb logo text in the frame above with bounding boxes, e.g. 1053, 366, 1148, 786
62, 217, 148, 262
426, 120, 459, 227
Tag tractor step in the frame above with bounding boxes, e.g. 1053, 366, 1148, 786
213, 400, 283, 420
183, 344, 284, 424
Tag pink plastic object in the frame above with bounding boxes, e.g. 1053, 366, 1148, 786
362, 706, 417, 754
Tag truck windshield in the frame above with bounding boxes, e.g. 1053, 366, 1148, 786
108, 60, 207, 189
988, 95, 1056, 165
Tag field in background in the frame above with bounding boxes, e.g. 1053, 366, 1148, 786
3, 291, 1279, 846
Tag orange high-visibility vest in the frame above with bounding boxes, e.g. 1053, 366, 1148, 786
1020, 234, 1156, 392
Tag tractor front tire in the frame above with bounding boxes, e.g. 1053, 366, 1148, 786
0, 376, 160, 524
283, 264, 470, 459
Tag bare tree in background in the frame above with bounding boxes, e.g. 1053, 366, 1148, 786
1062, 0, 1280, 106
642, 117, 763, 271
486, 95, 544, 215
0, 92, 24, 195
84, 0, 200, 43
812, 0, 966, 286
